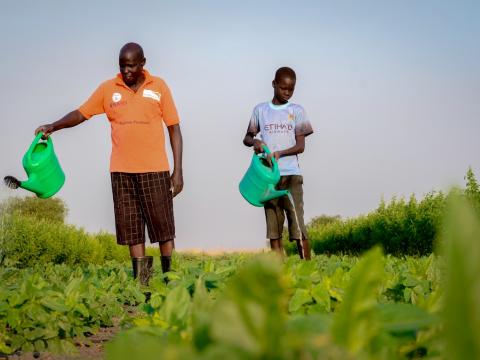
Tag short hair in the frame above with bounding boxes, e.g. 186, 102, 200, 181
275, 67, 296, 82
119, 42, 145, 60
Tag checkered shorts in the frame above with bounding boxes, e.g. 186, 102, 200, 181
111, 172, 175, 245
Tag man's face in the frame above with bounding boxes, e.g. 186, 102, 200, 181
272, 76, 296, 104
119, 51, 145, 86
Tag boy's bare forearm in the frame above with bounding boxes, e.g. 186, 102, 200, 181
276, 134, 306, 158
243, 133, 255, 147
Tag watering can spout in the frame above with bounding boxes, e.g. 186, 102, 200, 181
262, 187, 289, 203
19, 176, 39, 194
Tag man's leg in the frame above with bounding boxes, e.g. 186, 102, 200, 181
138, 172, 176, 276
129, 243, 145, 258
111, 173, 153, 285
159, 239, 174, 273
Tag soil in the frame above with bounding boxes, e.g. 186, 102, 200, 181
6, 307, 137, 360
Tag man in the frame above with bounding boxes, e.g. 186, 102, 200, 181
35, 43, 183, 283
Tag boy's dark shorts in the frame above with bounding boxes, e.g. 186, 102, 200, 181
111, 172, 175, 246
264, 175, 308, 241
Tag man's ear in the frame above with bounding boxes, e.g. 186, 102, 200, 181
141, 57, 146, 67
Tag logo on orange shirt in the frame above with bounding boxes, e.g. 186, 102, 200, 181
143, 89, 161, 102
112, 93, 122, 103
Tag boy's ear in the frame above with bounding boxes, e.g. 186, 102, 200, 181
272, 80, 276, 88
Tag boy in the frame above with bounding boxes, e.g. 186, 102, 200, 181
243, 67, 313, 259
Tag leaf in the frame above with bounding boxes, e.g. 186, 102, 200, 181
288, 289, 312, 314
311, 281, 331, 313
331, 246, 385, 354
441, 198, 480, 360
159, 285, 191, 327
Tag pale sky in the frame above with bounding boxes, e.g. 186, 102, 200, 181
1, 0, 479, 250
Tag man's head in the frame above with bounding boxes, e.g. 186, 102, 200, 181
119, 42, 146, 86
272, 67, 296, 104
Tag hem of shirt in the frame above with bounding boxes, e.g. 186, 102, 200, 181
279, 170, 302, 176
109, 168, 171, 174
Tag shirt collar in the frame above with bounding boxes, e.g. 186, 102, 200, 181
268, 101, 290, 110
115, 69, 153, 87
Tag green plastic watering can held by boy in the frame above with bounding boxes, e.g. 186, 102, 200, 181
239, 145, 289, 206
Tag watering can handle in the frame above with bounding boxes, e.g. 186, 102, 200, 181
26, 132, 52, 163
260, 145, 279, 171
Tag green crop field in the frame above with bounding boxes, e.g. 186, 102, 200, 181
0, 169, 479, 359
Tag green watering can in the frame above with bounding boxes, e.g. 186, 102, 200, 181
239, 145, 289, 207
4, 132, 65, 198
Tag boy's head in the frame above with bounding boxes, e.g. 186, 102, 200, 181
272, 67, 296, 104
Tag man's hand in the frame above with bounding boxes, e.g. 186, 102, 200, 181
170, 170, 184, 198
35, 124, 55, 139
253, 139, 266, 154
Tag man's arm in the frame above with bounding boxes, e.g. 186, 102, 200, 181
35, 110, 87, 137
167, 124, 183, 197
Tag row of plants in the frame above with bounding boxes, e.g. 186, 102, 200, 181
104, 197, 479, 359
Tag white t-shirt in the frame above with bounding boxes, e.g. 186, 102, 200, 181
247, 102, 313, 175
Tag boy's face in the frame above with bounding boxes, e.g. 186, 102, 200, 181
272, 76, 296, 104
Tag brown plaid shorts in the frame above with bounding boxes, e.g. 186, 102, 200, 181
111, 172, 175, 245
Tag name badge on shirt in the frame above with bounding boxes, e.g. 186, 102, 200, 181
143, 89, 161, 102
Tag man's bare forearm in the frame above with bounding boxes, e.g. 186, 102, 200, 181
168, 124, 183, 173
35, 110, 87, 137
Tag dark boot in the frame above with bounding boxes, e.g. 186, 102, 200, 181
161, 256, 171, 273
160, 256, 171, 283
132, 256, 153, 286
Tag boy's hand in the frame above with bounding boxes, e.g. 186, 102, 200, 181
266, 151, 281, 166
253, 139, 265, 154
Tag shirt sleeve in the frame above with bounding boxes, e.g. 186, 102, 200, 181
247, 106, 260, 136
160, 82, 180, 126
295, 106, 314, 137
78, 83, 105, 119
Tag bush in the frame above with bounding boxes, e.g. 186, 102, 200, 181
0, 197, 128, 267
286, 168, 480, 256
1, 196, 68, 223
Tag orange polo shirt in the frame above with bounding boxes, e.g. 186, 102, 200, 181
78, 70, 180, 173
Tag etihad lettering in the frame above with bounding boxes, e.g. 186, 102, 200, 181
264, 123, 294, 131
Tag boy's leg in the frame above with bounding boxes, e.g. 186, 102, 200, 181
269, 238, 284, 256
284, 175, 311, 260
264, 192, 286, 255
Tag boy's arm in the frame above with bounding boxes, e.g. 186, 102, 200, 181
243, 132, 265, 154
268, 134, 306, 161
